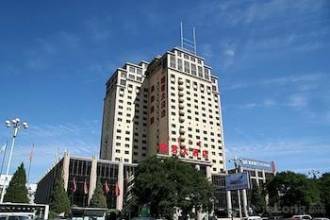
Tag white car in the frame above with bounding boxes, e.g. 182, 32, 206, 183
243, 216, 262, 220
0, 215, 32, 220
291, 215, 312, 220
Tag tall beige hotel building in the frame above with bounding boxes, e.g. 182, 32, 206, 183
100, 47, 226, 175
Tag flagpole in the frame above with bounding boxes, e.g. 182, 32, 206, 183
27, 144, 34, 183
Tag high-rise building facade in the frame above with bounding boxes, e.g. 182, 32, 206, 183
100, 61, 149, 163
100, 47, 226, 174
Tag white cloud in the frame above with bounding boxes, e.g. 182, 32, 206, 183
287, 94, 308, 108
264, 99, 276, 107
84, 17, 112, 42
224, 72, 326, 90
224, 48, 235, 56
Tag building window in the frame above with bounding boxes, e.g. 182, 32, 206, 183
184, 61, 190, 73
198, 66, 203, 77
161, 110, 166, 117
204, 68, 210, 79
170, 55, 176, 68
191, 64, 196, 75
129, 74, 135, 80
177, 59, 183, 71
120, 79, 126, 86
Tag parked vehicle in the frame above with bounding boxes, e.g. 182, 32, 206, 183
290, 215, 312, 220
243, 216, 262, 220
0, 213, 32, 220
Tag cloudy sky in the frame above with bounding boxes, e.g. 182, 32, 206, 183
0, 0, 329, 183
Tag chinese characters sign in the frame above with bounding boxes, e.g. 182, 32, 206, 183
158, 143, 208, 160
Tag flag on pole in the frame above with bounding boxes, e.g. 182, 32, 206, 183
115, 181, 120, 196
104, 180, 110, 194
71, 177, 77, 193
83, 179, 88, 195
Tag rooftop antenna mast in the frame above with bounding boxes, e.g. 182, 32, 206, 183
180, 22, 197, 55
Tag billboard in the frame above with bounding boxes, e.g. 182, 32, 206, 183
225, 172, 250, 191
236, 158, 276, 172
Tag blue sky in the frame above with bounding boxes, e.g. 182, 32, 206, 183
0, 0, 329, 183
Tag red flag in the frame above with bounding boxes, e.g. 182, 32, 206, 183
104, 180, 110, 194
83, 179, 88, 195
115, 181, 120, 196
271, 161, 276, 173
71, 177, 77, 193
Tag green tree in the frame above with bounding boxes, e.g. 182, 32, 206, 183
133, 156, 213, 219
50, 172, 71, 216
318, 173, 330, 216
249, 186, 266, 215
90, 179, 107, 208
3, 162, 29, 203
266, 171, 320, 215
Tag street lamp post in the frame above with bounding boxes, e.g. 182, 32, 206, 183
0, 118, 28, 203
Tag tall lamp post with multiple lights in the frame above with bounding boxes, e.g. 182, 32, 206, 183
0, 118, 28, 203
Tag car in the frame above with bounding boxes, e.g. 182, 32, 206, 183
243, 216, 262, 220
291, 215, 312, 220
313, 218, 330, 220
0, 214, 32, 220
